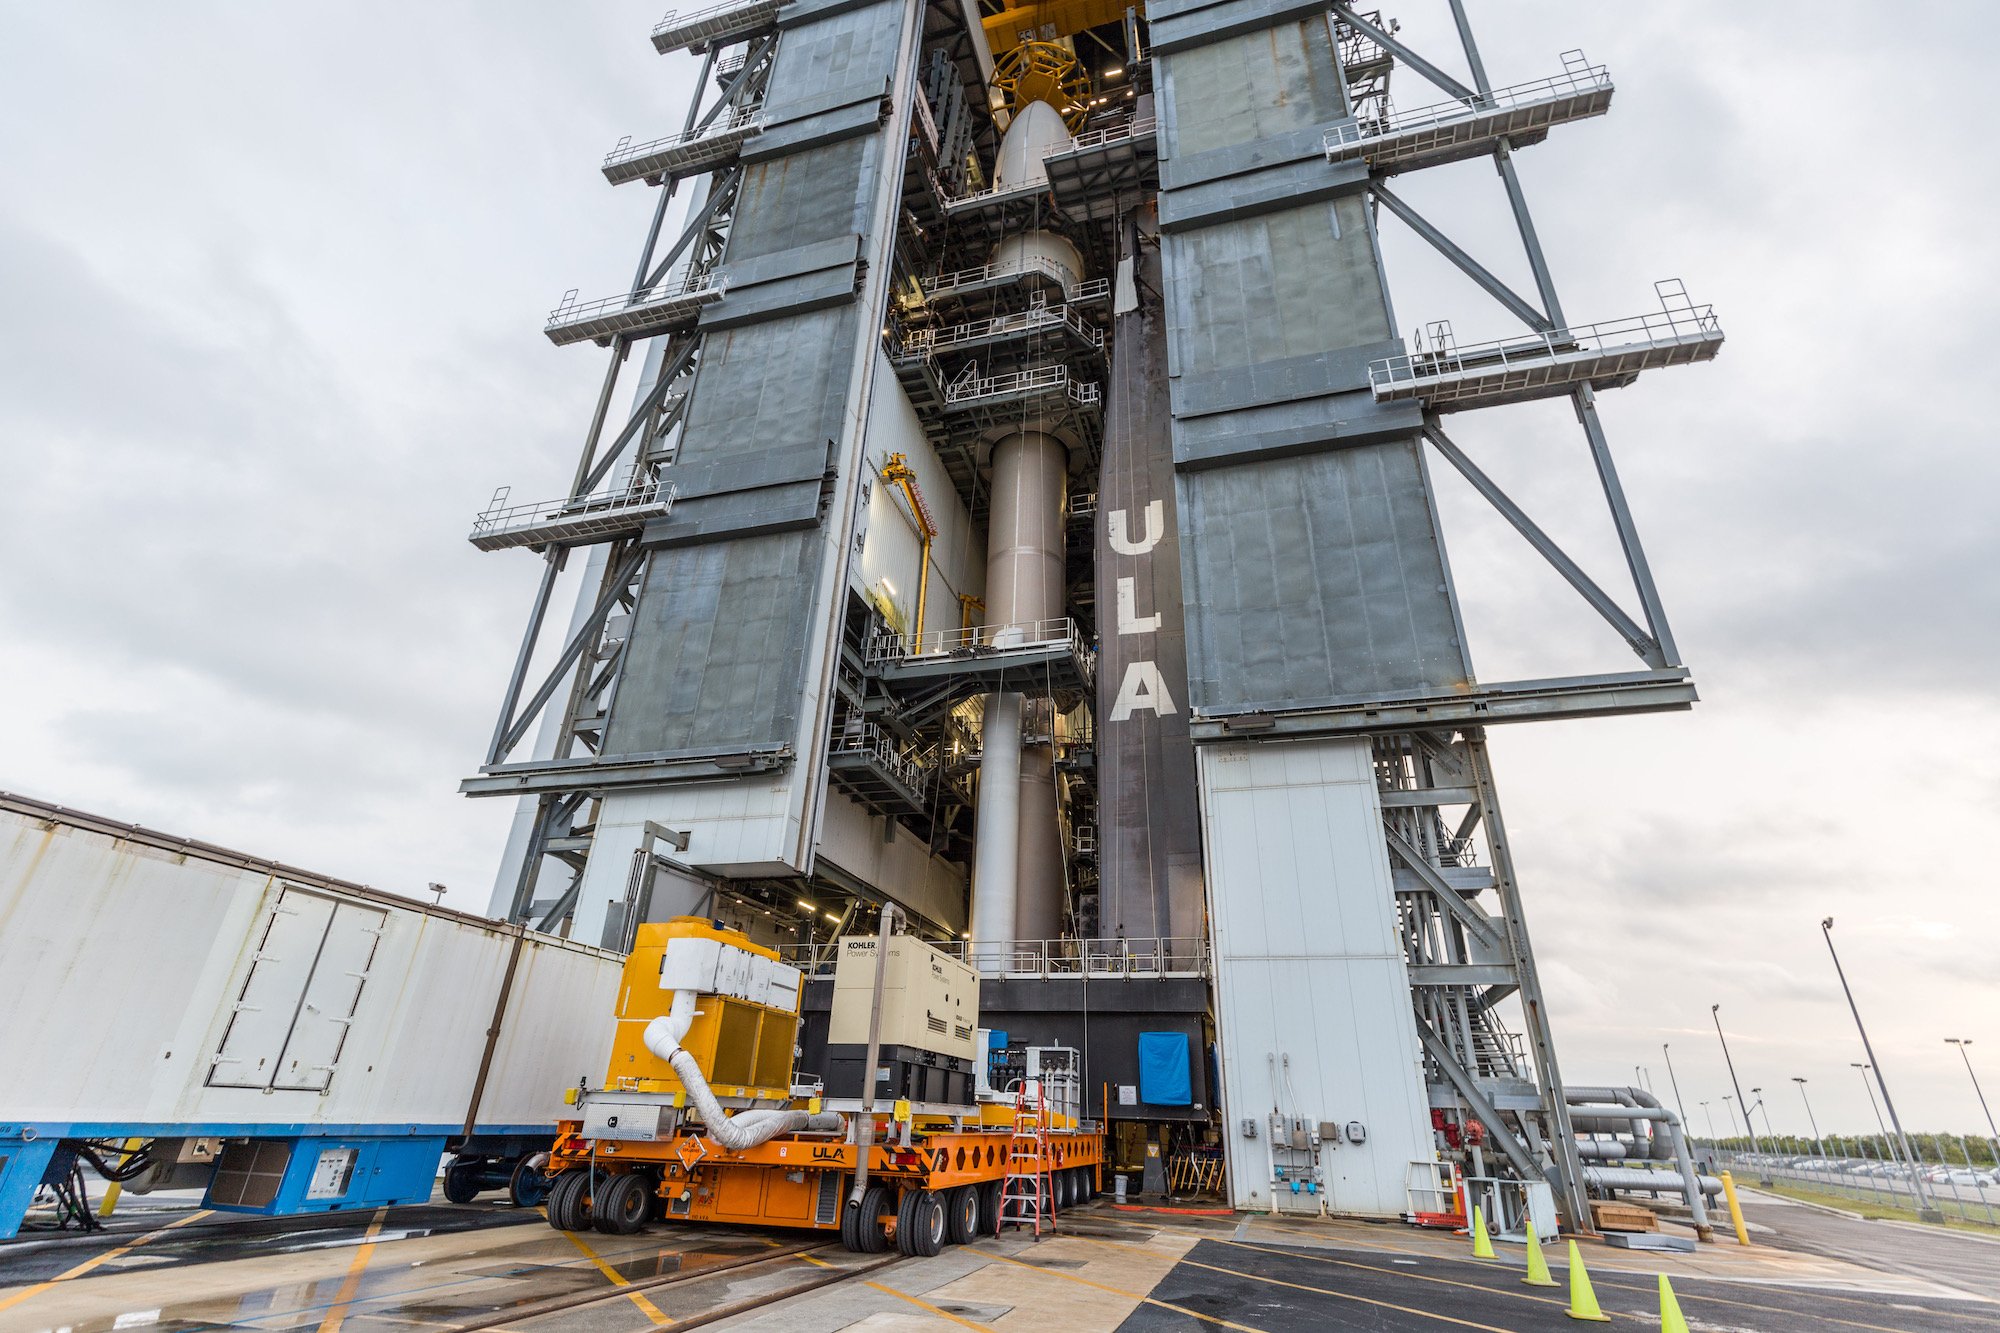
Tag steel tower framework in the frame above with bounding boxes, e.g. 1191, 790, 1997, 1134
462, 0, 1720, 1227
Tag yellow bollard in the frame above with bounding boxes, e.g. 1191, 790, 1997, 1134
1469, 1204, 1496, 1259
97, 1137, 144, 1218
1522, 1225, 1557, 1287
1659, 1273, 1690, 1333
1719, 1170, 1751, 1246
1564, 1240, 1610, 1322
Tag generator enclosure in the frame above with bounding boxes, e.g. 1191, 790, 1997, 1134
824, 935, 978, 1105
604, 918, 804, 1103
827, 935, 978, 1061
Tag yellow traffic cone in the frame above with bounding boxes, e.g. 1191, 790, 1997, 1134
1522, 1226, 1557, 1287
1470, 1205, 1496, 1259
1659, 1273, 1689, 1333
1565, 1240, 1610, 1322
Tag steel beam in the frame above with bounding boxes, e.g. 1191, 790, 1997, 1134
1421, 420, 1662, 665
1332, 5, 1475, 103
1464, 729, 1592, 1233
1372, 185, 1552, 333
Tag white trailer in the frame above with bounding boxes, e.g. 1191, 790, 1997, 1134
0, 793, 621, 1237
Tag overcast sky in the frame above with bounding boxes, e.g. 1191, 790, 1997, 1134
3, 3, 1995, 1141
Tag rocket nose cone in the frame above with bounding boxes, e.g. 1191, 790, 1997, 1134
994, 99, 1072, 191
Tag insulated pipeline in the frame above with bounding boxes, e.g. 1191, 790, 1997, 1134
642, 993, 843, 1152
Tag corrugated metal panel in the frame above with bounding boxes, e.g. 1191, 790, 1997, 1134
1198, 739, 1433, 1215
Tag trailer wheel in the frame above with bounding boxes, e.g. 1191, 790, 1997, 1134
977, 1179, 1002, 1236
897, 1189, 946, 1257
945, 1184, 979, 1245
594, 1172, 650, 1235
509, 1155, 551, 1209
547, 1168, 594, 1231
845, 1184, 892, 1253
442, 1159, 483, 1205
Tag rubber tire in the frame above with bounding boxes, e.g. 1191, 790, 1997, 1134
547, 1169, 592, 1231
977, 1180, 1003, 1236
945, 1184, 979, 1245
1078, 1167, 1095, 1201
509, 1156, 551, 1209
852, 1184, 893, 1254
594, 1172, 650, 1235
897, 1189, 946, 1258
441, 1159, 482, 1205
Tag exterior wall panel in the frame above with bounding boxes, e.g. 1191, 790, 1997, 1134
1198, 738, 1431, 1215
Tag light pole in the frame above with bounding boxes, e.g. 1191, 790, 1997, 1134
1700, 1100, 1717, 1142
1824, 918, 1941, 1221
1663, 1043, 1691, 1130
1946, 1039, 1999, 1166
1750, 1087, 1778, 1146
1853, 1062, 1895, 1159
1792, 1077, 1824, 1158
1723, 1093, 1743, 1140
1712, 1003, 1769, 1180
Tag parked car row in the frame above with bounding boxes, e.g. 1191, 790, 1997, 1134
1729, 1151, 2000, 1187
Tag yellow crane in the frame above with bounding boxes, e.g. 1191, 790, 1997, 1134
881, 453, 939, 650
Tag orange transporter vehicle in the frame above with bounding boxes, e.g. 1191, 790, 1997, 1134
540, 918, 1104, 1255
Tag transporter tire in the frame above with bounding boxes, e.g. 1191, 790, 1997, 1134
897, 1189, 946, 1257
978, 1179, 1003, 1236
594, 1172, 651, 1235
848, 1184, 893, 1253
508, 1156, 551, 1209
547, 1168, 593, 1231
945, 1184, 980, 1245
441, 1159, 482, 1205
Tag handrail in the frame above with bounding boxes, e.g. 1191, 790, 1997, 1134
652, 0, 771, 38
1370, 282, 1720, 392
829, 719, 934, 793
945, 114, 1157, 206
782, 935, 1211, 979
944, 362, 1099, 409
1324, 53, 1610, 154
896, 305, 1102, 360
546, 262, 725, 328
604, 104, 762, 168
470, 480, 676, 540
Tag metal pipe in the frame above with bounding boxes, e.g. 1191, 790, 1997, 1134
971, 693, 1023, 960
643, 993, 842, 1151
848, 904, 901, 1204
1564, 1085, 1711, 1235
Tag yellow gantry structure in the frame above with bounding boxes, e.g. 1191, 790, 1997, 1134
882, 453, 939, 649
982, 0, 1135, 53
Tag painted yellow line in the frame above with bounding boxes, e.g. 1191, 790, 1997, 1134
864, 1280, 992, 1328
1167, 1254, 1530, 1332
985, 1251, 1267, 1333
560, 1229, 674, 1326
1584, 1270, 1949, 1333
1211, 1237, 1576, 1314
317, 1207, 388, 1333
0, 1208, 214, 1314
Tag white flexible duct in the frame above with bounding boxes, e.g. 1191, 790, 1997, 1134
642, 992, 844, 1151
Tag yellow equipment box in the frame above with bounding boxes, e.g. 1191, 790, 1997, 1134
605, 918, 802, 1102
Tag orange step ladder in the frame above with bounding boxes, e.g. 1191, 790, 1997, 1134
1000, 1079, 1053, 1236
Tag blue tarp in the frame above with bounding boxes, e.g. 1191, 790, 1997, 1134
1137, 1031, 1192, 1106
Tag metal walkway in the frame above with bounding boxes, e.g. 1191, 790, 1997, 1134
1370, 282, 1723, 411
544, 267, 727, 347
1325, 52, 1613, 174
602, 107, 763, 187
650, 0, 781, 54
468, 482, 677, 552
